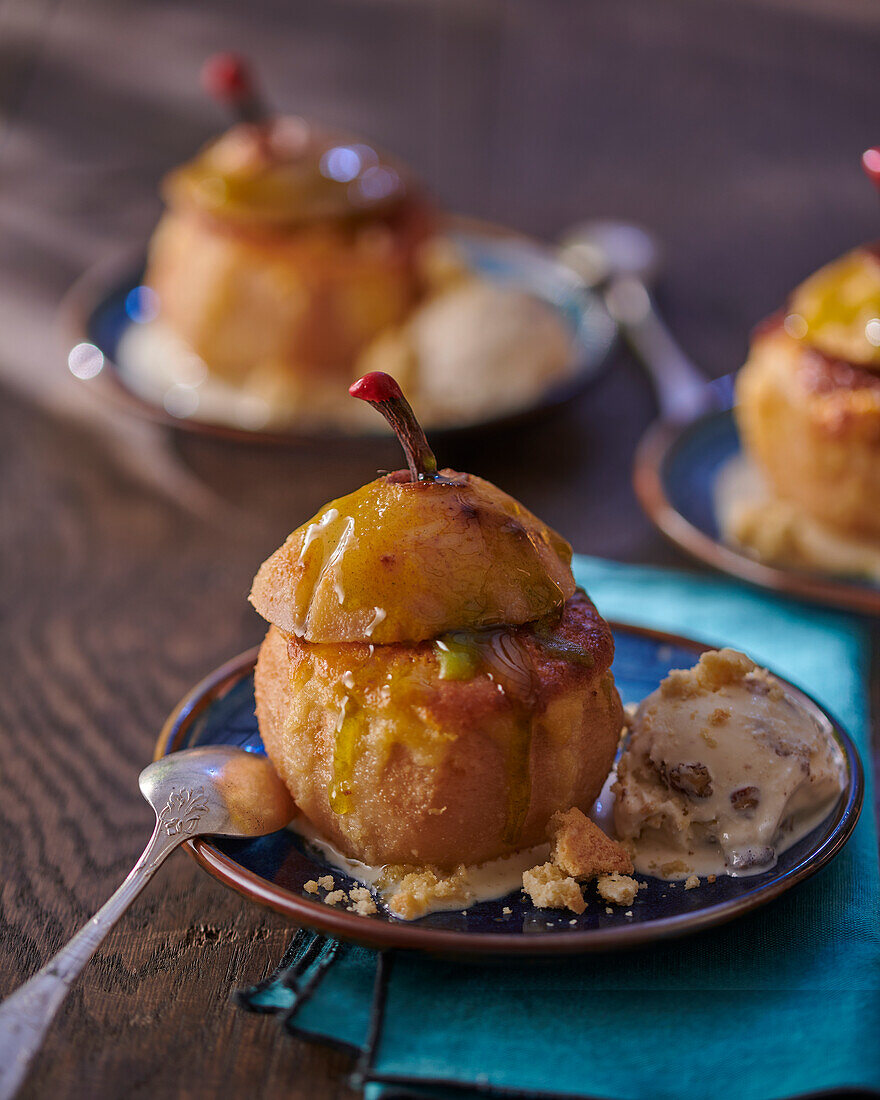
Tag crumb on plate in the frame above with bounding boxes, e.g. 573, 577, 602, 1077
549, 807, 633, 879
347, 886, 378, 916
386, 866, 471, 921
596, 873, 641, 907
522, 862, 585, 914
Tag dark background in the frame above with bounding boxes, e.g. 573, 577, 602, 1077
0, 2, 878, 1097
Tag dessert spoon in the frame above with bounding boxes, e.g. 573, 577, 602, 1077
559, 219, 729, 422
0, 746, 295, 1100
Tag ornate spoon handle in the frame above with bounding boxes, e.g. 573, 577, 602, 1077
0, 823, 181, 1100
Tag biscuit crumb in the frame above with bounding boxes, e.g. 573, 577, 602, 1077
386, 867, 471, 920
605, 906, 613, 914
548, 808, 633, 879
684, 874, 700, 890
661, 648, 756, 699
625, 910, 633, 917
707, 874, 717, 883
317, 875, 335, 891
304, 880, 319, 895
324, 890, 346, 907
596, 873, 641, 907
569, 918, 577, 925
522, 862, 585, 914
347, 886, 378, 916
502, 906, 512, 915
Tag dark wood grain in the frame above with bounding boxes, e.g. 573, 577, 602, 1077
0, 1, 878, 1097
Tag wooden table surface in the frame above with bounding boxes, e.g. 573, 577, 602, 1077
1, 2, 878, 1096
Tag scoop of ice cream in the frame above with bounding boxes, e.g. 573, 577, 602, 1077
357, 278, 574, 427
613, 648, 846, 877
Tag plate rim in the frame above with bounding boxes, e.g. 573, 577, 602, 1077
633, 409, 880, 617
154, 623, 864, 956
59, 216, 617, 449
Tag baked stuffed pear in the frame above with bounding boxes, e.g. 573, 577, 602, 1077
250, 373, 623, 868
735, 150, 880, 545
144, 55, 432, 406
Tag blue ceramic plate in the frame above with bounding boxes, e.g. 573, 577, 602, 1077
154, 623, 862, 956
61, 221, 616, 448
634, 396, 880, 617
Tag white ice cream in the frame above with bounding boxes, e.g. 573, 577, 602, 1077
613, 648, 846, 878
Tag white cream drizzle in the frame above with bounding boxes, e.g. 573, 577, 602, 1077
324, 515, 355, 587
289, 814, 548, 918
299, 508, 339, 558
364, 607, 386, 637
289, 511, 354, 637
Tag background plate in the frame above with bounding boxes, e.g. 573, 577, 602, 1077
154, 623, 862, 956
63, 221, 616, 448
634, 406, 880, 617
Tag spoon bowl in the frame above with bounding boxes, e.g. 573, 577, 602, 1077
559, 219, 662, 288
140, 746, 295, 839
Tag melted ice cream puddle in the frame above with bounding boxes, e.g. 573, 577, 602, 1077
289, 814, 548, 918
715, 454, 880, 583
117, 320, 380, 432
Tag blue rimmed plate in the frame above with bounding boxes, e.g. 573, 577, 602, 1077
60, 220, 616, 448
634, 399, 880, 617
154, 623, 862, 956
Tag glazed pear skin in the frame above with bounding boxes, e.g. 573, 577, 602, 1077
254, 590, 622, 867
249, 469, 576, 644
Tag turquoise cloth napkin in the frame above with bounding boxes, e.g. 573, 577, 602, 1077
238, 557, 880, 1099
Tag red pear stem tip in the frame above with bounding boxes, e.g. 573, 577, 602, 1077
862, 147, 880, 193
350, 372, 438, 482
349, 371, 404, 404
201, 53, 269, 128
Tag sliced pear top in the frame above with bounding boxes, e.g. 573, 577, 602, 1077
786, 245, 880, 369
163, 120, 416, 232
249, 469, 575, 644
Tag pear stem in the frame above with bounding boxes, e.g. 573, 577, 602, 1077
201, 53, 271, 130
349, 373, 438, 482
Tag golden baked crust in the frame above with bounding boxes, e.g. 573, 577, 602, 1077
146, 200, 429, 388
255, 590, 622, 867
736, 322, 880, 539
